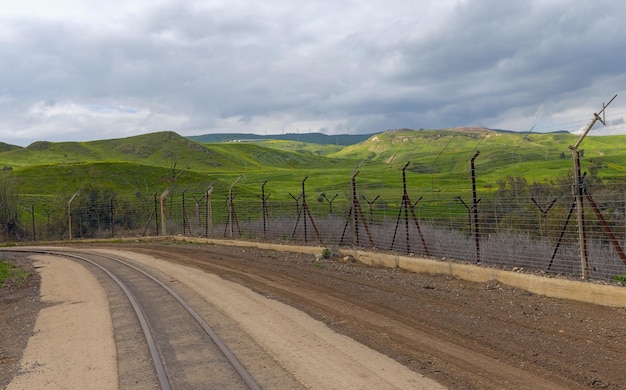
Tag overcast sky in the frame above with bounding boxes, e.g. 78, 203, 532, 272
1, 0, 625, 146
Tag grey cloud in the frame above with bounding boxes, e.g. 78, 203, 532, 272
382, 0, 626, 127
1, 0, 626, 146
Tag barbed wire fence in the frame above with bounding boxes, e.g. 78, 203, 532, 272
7, 156, 626, 284
5, 97, 626, 284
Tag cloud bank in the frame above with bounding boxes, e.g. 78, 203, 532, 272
1, 0, 625, 146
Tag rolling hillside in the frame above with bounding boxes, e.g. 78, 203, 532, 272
0, 131, 357, 201
0, 131, 344, 172
188, 132, 375, 145
329, 128, 626, 183
2, 128, 626, 203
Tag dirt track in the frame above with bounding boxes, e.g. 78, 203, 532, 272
2, 241, 626, 389
111, 242, 626, 389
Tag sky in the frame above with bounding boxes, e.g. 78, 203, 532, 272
1, 0, 626, 146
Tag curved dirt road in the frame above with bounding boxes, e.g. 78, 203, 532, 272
2, 241, 626, 389
109, 242, 626, 390
3, 247, 444, 389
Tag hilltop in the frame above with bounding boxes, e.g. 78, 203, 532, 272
0, 131, 352, 200
0, 131, 342, 171
188, 132, 375, 145
0, 142, 20, 153
2, 127, 626, 203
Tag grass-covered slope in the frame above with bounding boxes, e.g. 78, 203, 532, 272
1, 131, 356, 200
330, 128, 626, 184
3, 128, 626, 203
0, 142, 21, 154
189, 132, 375, 145
0, 131, 344, 172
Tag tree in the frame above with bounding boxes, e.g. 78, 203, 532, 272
0, 173, 22, 240
74, 184, 116, 238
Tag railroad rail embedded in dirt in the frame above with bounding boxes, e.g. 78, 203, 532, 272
3, 248, 261, 390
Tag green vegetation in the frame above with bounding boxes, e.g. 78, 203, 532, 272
1, 131, 353, 199
0, 260, 29, 287
188, 132, 373, 145
5, 128, 626, 202
3, 127, 626, 240
252, 140, 344, 156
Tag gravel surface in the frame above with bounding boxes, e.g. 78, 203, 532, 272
2, 240, 626, 389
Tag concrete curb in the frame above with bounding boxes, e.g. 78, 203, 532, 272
178, 237, 626, 308
342, 248, 626, 308
32, 236, 626, 308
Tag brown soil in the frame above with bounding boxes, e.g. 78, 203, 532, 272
0, 256, 43, 390
2, 241, 626, 389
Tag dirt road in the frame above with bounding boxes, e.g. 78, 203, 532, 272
2, 241, 626, 389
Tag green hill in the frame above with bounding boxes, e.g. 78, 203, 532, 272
5, 127, 626, 242
329, 128, 626, 183
0, 131, 343, 172
0, 142, 20, 153
0, 131, 355, 203
3, 127, 626, 204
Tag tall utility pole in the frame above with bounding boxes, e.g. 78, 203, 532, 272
568, 94, 617, 279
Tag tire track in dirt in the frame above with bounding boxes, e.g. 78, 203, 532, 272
112, 244, 618, 389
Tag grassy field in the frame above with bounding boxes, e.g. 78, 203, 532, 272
2, 128, 626, 208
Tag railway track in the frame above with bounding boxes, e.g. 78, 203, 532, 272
4, 248, 262, 390
5, 242, 625, 389
120, 244, 598, 390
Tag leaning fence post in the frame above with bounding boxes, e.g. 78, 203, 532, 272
160, 189, 169, 236
321, 193, 338, 214
67, 191, 79, 239
352, 171, 360, 246
456, 196, 472, 236
390, 162, 428, 255
109, 194, 115, 238
30, 204, 36, 241
257, 181, 270, 237
584, 188, 626, 266
153, 192, 159, 236
361, 194, 380, 223
205, 185, 213, 237
567, 94, 617, 278
471, 151, 481, 263
226, 176, 242, 237
531, 196, 557, 237
290, 192, 302, 239
182, 189, 188, 236
350, 170, 375, 247
302, 177, 309, 242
